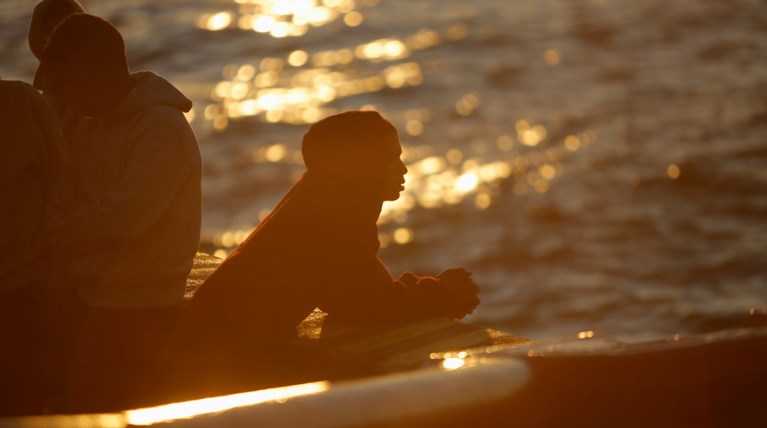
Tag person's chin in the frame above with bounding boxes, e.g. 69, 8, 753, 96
384, 190, 403, 201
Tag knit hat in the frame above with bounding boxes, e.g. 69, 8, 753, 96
28, 0, 85, 60
301, 110, 398, 172
34, 13, 127, 91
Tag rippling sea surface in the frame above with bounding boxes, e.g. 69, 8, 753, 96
2, 0, 766, 342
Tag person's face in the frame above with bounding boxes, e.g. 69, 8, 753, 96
380, 134, 408, 201
46, 59, 120, 117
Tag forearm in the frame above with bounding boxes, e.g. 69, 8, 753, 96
319, 264, 446, 324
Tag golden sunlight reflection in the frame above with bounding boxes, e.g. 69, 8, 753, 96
199, 11, 233, 31
377, 124, 590, 236
393, 227, 414, 244
436, 350, 470, 371
214, 228, 254, 249
475, 193, 491, 209
213, 249, 229, 259
564, 135, 581, 151
543, 48, 562, 65
539, 164, 557, 180
344, 10, 364, 26
667, 163, 681, 179
206, 22, 468, 128
455, 172, 479, 193
577, 330, 595, 339
199, 0, 375, 36
441, 357, 466, 370
517, 120, 548, 147
126, 381, 329, 425
288, 50, 309, 67
378, 152, 517, 227
455, 93, 480, 116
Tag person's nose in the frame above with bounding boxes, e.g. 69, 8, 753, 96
399, 160, 408, 176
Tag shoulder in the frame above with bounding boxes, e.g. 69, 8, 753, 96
133, 105, 192, 133
0, 80, 45, 110
130, 106, 200, 160
0, 80, 60, 137
0, 79, 36, 95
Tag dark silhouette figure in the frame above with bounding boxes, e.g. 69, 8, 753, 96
0, 79, 67, 415
28, 0, 85, 60
38, 14, 202, 412
173, 111, 479, 379
28, 0, 86, 145
24, 4, 88, 408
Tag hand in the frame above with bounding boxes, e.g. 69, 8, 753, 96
437, 268, 480, 319
396, 271, 419, 287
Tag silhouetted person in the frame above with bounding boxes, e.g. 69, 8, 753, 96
174, 111, 479, 384
26, 4, 87, 402
37, 14, 202, 412
29, 0, 85, 144
0, 79, 67, 415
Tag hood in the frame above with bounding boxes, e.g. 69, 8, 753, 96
110, 71, 193, 119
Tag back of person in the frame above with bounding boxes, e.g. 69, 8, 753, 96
0, 79, 66, 416
64, 70, 202, 307
177, 179, 340, 354
37, 14, 203, 312
168, 174, 370, 398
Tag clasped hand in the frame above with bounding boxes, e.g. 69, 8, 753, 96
436, 268, 480, 319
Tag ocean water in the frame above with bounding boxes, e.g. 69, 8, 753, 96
2, 0, 766, 342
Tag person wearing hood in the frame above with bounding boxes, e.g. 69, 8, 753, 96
37, 13, 202, 412
28, 0, 86, 145
172, 111, 479, 390
0, 78, 67, 415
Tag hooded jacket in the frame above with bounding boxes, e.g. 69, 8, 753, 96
176, 171, 444, 356
0, 80, 66, 293
62, 71, 201, 308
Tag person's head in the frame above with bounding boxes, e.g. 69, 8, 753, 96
35, 13, 133, 117
302, 111, 408, 201
28, 0, 85, 60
